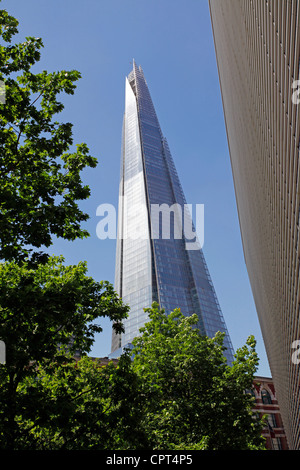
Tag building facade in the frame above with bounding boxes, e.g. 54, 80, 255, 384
110, 61, 234, 364
251, 376, 289, 450
209, 0, 300, 449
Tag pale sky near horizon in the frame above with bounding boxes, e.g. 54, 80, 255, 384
2, 0, 271, 377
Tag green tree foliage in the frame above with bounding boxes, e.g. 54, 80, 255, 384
0, 354, 144, 450
0, 300, 266, 450
0, 6, 129, 449
0, 256, 129, 448
131, 303, 266, 450
0, 7, 97, 263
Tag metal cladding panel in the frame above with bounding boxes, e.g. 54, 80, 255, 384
209, 0, 300, 449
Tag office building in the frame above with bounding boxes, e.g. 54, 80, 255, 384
110, 61, 234, 364
209, 0, 300, 448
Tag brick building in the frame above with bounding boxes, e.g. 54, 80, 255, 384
251, 376, 289, 450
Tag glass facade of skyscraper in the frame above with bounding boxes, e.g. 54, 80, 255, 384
110, 61, 234, 364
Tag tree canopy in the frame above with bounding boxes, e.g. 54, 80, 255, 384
0, 303, 266, 450
0, 353, 144, 450
0, 7, 97, 263
0, 255, 129, 448
131, 303, 266, 450
0, 5, 129, 449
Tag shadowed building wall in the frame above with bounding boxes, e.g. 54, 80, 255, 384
209, 0, 300, 449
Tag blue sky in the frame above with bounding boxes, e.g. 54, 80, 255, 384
3, 0, 271, 376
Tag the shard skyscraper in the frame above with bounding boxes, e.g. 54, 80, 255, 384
110, 61, 234, 363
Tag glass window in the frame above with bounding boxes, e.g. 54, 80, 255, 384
272, 438, 282, 450
261, 389, 272, 404
267, 413, 277, 428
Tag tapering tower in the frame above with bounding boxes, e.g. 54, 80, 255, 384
111, 61, 234, 364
